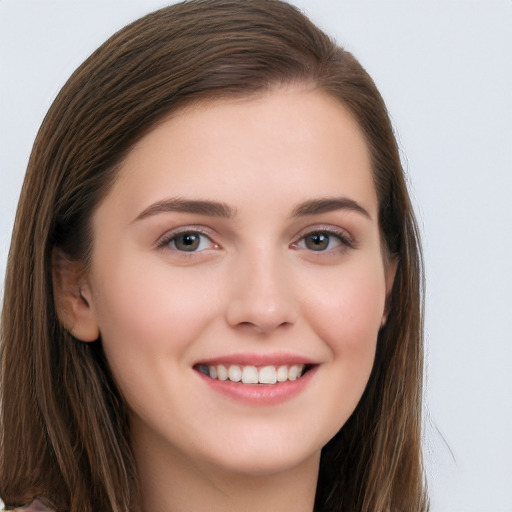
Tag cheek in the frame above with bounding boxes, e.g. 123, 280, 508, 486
302, 259, 386, 359
300, 261, 386, 434
89, 258, 221, 375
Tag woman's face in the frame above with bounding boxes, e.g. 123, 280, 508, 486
82, 87, 394, 477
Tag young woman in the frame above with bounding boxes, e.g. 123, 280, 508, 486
0, 1, 427, 511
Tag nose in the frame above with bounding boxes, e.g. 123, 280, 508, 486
225, 249, 298, 335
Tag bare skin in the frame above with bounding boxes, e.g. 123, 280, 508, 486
134, 428, 319, 512
56, 86, 395, 511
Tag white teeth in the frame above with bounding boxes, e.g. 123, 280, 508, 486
241, 365, 259, 384
258, 366, 277, 384
208, 365, 217, 379
276, 365, 288, 382
202, 363, 307, 384
217, 365, 228, 381
288, 365, 301, 381
228, 365, 242, 382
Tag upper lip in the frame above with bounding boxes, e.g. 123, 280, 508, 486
194, 352, 318, 367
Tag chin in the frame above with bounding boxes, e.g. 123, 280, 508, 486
188, 422, 332, 479
204, 446, 321, 478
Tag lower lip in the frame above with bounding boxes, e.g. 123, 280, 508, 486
196, 366, 318, 406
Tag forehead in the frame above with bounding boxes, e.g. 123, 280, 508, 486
98, 86, 377, 221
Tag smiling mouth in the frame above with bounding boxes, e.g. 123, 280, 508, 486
194, 363, 314, 385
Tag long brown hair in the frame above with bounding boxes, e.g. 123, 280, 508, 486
0, 1, 427, 510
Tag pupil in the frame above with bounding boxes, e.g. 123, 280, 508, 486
177, 233, 199, 251
306, 233, 329, 251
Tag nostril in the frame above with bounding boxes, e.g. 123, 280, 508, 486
233, 319, 293, 334
225, 288, 298, 333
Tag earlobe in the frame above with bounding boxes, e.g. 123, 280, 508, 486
52, 248, 100, 342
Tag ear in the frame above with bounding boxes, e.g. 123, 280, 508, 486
52, 248, 99, 342
381, 256, 398, 328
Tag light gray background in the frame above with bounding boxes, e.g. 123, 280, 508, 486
1, 1, 511, 511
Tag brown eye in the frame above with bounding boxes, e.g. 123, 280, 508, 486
304, 233, 331, 251
170, 232, 212, 252
174, 233, 200, 251
158, 229, 218, 253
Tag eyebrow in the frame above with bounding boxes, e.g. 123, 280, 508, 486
291, 197, 371, 220
134, 196, 371, 223
134, 197, 236, 222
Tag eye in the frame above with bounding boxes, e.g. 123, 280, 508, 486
294, 229, 355, 252
158, 230, 217, 252
303, 232, 335, 251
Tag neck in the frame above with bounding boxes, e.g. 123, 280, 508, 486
133, 428, 320, 512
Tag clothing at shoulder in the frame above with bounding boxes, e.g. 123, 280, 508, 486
10, 499, 54, 511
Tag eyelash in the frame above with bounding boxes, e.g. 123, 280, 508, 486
156, 226, 356, 254
156, 227, 218, 253
291, 227, 356, 253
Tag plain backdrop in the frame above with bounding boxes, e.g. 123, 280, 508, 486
1, 1, 511, 511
